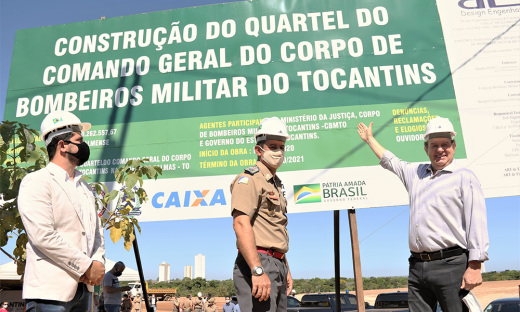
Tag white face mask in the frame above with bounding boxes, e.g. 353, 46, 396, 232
226, 300, 230, 304
260, 146, 284, 169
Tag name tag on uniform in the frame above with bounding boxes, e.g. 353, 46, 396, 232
238, 177, 249, 184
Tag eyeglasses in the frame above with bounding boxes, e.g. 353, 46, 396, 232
428, 142, 453, 150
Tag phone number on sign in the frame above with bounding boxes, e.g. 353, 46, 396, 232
83, 129, 118, 137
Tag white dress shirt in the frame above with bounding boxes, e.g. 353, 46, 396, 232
58, 163, 95, 257
380, 150, 489, 262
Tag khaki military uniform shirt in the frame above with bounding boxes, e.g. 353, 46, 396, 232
205, 305, 218, 312
193, 298, 203, 310
230, 161, 289, 253
181, 299, 192, 311
173, 299, 180, 312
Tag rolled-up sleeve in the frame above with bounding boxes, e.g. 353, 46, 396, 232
462, 171, 489, 262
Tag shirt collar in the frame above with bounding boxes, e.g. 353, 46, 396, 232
427, 159, 459, 173
47, 162, 83, 183
256, 161, 281, 184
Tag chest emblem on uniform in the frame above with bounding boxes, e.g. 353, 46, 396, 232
238, 177, 249, 184
268, 210, 276, 217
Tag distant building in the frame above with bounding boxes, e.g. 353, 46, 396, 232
194, 254, 205, 279
159, 262, 170, 282
184, 265, 193, 279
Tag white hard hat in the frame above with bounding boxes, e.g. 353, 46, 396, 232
424, 117, 456, 141
197, 292, 202, 297
40, 110, 91, 146
255, 117, 289, 143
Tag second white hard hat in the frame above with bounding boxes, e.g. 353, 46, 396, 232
255, 117, 289, 143
40, 110, 91, 146
424, 117, 456, 141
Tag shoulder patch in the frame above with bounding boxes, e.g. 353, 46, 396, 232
244, 166, 260, 175
238, 177, 250, 185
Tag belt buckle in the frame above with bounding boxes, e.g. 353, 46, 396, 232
420, 253, 431, 261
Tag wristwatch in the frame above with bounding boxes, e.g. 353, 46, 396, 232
252, 266, 265, 276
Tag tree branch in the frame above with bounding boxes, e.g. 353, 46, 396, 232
0, 246, 24, 264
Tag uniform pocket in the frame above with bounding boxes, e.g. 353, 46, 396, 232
266, 196, 281, 216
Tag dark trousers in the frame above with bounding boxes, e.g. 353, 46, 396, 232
233, 252, 288, 312
408, 252, 470, 312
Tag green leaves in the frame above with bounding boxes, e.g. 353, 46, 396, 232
126, 173, 139, 189
1, 120, 162, 276
0, 121, 48, 274
94, 157, 162, 251
105, 190, 119, 202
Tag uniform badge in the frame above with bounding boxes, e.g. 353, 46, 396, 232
238, 177, 249, 184
245, 166, 260, 175
268, 210, 276, 217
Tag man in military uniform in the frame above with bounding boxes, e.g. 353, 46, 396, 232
193, 292, 203, 312
231, 117, 293, 312
181, 295, 193, 312
204, 299, 218, 312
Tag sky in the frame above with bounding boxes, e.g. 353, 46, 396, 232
1, 0, 519, 282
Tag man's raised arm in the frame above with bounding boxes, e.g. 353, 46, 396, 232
357, 122, 387, 160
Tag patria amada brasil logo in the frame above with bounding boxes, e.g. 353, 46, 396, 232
294, 181, 368, 204
294, 184, 322, 204
152, 189, 226, 208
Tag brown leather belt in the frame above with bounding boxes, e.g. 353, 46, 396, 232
239, 247, 285, 260
411, 246, 466, 261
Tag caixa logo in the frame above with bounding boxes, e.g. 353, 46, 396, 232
458, 0, 520, 9
152, 189, 227, 208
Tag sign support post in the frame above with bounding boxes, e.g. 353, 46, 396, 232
334, 210, 341, 312
349, 209, 365, 312
132, 229, 153, 312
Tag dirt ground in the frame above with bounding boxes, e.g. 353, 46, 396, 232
356, 280, 520, 309
153, 280, 519, 312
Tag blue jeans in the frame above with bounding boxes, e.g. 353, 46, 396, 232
25, 283, 91, 312
104, 304, 121, 312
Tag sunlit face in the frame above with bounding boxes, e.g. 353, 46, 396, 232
255, 140, 286, 155
424, 137, 456, 172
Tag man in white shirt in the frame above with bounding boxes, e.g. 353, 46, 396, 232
357, 117, 489, 312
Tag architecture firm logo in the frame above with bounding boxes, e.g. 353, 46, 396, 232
294, 184, 321, 204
